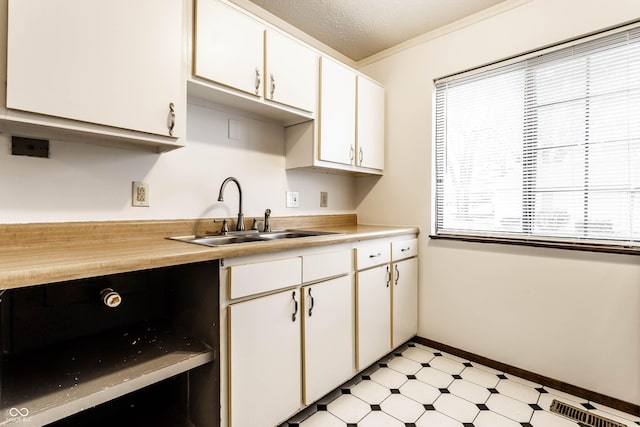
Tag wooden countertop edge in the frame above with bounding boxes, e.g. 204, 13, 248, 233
0, 224, 419, 291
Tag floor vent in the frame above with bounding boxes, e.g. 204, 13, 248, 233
550, 399, 626, 427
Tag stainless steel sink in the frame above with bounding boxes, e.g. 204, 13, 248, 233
257, 230, 337, 240
168, 229, 340, 247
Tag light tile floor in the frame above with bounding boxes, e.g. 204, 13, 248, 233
284, 342, 640, 427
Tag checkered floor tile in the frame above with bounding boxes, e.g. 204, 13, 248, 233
282, 343, 640, 427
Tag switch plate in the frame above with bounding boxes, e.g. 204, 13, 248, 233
320, 191, 328, 208
132, 181, 149, 207
286, 191, 299, 208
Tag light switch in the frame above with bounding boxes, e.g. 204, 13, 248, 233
286, 191, 300, 208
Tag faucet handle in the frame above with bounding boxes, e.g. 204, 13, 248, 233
251, 218, 263, 231
214, 218, 229, 235
263, 208, 272, 232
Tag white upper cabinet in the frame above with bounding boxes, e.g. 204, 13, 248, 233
192, 0, 317, 121
264, 30, 317, 113
356, 76, 385, 170
5, 0, 183, 146
194, 0, 264, 97
285, 56, 384, 176
317, 56, 357, 166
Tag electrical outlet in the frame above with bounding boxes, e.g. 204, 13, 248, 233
132, 181, 149, 207
286, 191, 300, 208
320, 191, 328, 208
11, 136, 49, 158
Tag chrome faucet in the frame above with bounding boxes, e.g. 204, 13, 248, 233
217, 177, 244, 231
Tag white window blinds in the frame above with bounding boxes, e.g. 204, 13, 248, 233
434, 26, 640, 249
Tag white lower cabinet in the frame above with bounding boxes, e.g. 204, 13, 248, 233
302, 275, 355, 404
356, 263, 392, 370
392, 257, 419, 347
223, 239, 416, 427
355, 237, 419, 370
228, 289, 302, 427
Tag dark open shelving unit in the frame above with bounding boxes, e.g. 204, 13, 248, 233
0, 261, 220, 426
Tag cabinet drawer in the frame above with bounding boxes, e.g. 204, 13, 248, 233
303, 249, 351, 283
392, 238, 418, 261
229, 257, 302, 299
354, 243, 390, 270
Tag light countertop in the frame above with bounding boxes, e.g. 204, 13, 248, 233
0, 216, 419, 290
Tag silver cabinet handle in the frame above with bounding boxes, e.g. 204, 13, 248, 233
291, 290, 298, 322
359, 147, 364, 166
270, 74, 276, 99
386, 265, 391, 288
308, 288, 314, 317
349, 145, 355, 164
168, 102, 175, 136
255, 67, 261, 95
369, 253, 381, 258
394, 264, 400, 286
400, 247, 411, 252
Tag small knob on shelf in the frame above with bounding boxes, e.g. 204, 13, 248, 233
101, 288, 122, 308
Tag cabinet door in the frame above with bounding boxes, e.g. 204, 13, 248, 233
194, 0, 264, 97
303, 275, 355, 404
357, 76, 385, 170
6, 0, 182, 137
356, 264, 391, 370
265, 30, 318, 113
228, 289, 301, 427
318, 57, 356, 166
392, 257, 418, 347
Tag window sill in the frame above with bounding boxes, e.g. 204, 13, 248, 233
429, 234, 640, 256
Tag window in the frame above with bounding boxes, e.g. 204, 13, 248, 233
434, 26, 640, 252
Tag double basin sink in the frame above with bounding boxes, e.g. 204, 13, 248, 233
169, 229, 340, 247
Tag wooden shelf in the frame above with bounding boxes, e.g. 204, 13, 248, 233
0, 322, 214, 426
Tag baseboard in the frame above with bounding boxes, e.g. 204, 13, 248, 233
413, 336, 640, 417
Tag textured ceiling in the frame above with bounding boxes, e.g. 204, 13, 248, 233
247, 0, 508, 61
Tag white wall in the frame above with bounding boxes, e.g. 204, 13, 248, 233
0, 101, 355, 223
357, 0, 640, 405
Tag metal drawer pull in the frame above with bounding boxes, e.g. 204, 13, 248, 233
400, 247, 411, 252
255, 67, 261, 95
369, 253, 382, 258
359, 147, 364, 166
270, 74, 276, 99
168, 102, 175, 136
291, 291, 298, 322
394, 264, 400, 285
308, 288, 314, 317
386, 265, 391, 288
350, 145, 354, 164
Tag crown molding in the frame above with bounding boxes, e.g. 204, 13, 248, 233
356, 0, 533, 69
